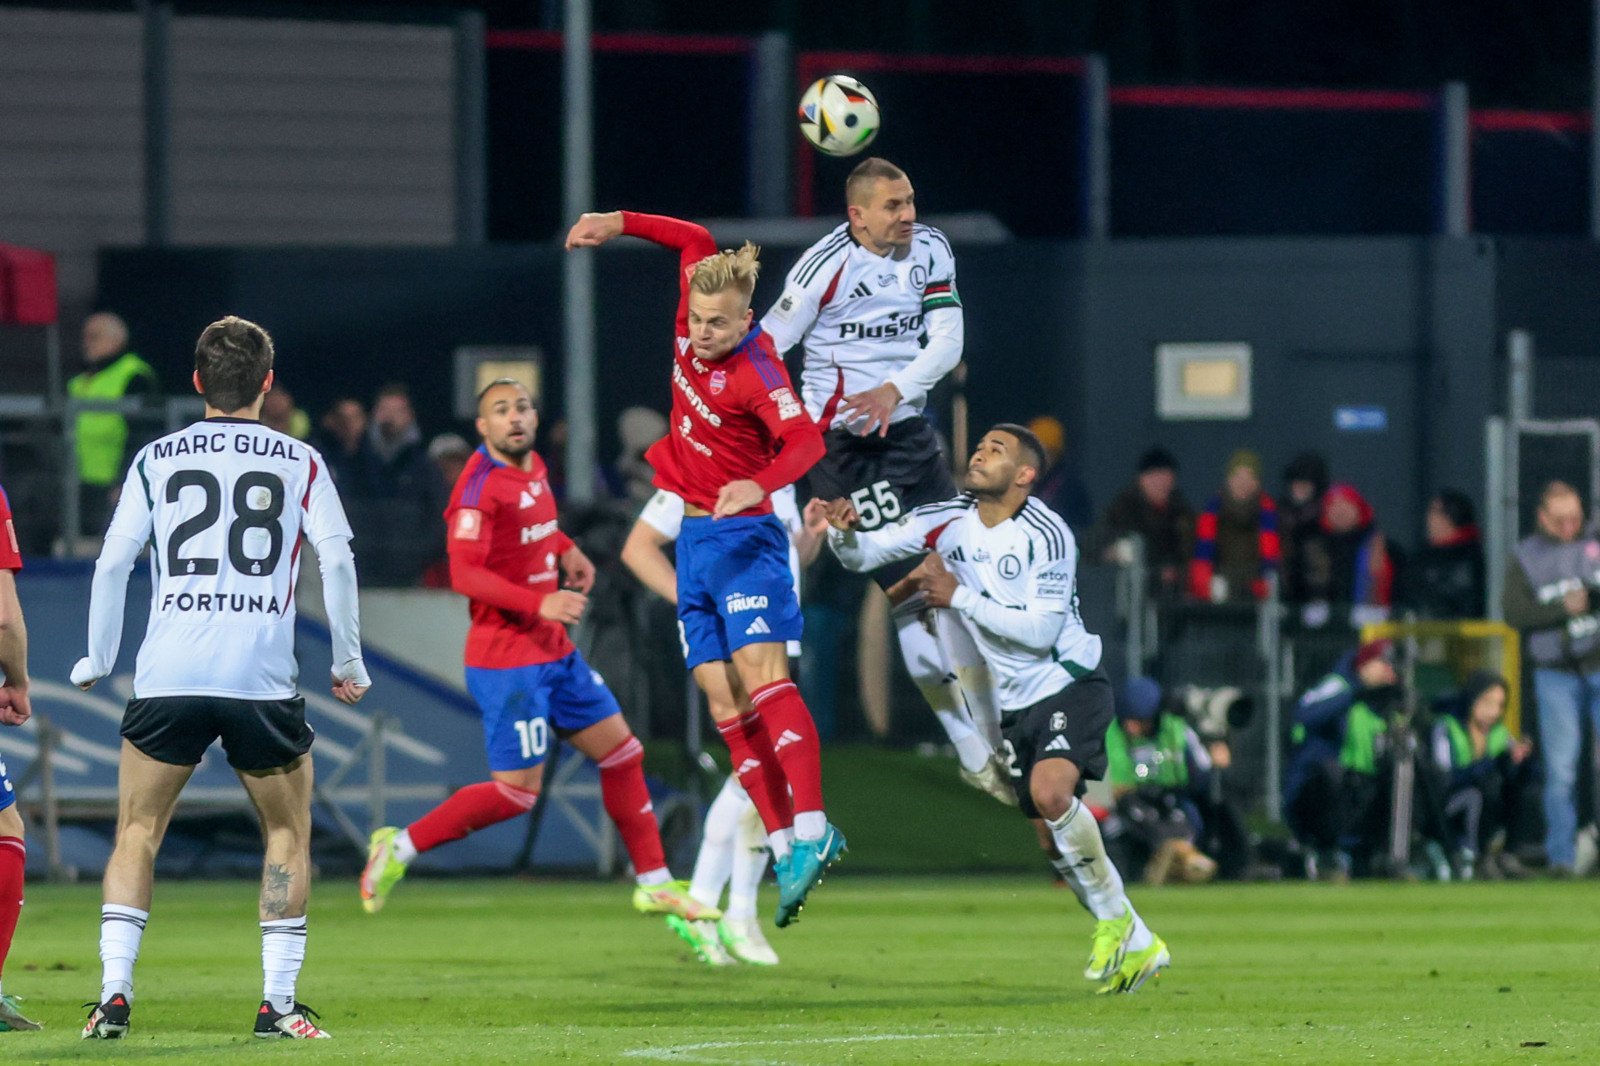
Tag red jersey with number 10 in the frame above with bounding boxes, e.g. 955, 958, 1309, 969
620, 211, 824, 515
444, 446, 575, 669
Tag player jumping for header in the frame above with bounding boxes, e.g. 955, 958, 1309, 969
759, 157, 1009, 804
361, 379, 712, 924
566, 209, 841, 928
823, 424, 1170, 993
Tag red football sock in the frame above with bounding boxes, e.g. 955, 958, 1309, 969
0, 836, 22, 981
751, 681, 825, 816
597, 737, 667, 877
407, 781, 538, 853
716, 710, 794, 834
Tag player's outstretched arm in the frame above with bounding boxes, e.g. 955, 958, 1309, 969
824, 499, 929, 572
566, 210, 718, 261
564, 211, 625, 250
313, 535, 371, 704
0, 570, 30, 726
70, 534, 143, 690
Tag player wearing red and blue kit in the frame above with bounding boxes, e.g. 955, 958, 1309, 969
359, 380, 713, 923
0, 484, 39, 1031
567, 209, 843, 928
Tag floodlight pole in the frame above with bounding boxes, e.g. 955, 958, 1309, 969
563, 0, 597, 503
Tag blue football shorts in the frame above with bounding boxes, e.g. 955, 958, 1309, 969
465, 650, 622, 772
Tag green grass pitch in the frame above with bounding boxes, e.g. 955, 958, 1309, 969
1, 876, 1595, 1064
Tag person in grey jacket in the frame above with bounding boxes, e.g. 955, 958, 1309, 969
1502, 480, 1600, 875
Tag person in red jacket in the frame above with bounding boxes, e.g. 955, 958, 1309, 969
359, 379, 713, 925
566, 209, 841, 929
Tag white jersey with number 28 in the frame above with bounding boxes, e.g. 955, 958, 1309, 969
107, 417, 353, 699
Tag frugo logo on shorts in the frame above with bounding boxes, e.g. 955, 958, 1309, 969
724, 593, 769, 613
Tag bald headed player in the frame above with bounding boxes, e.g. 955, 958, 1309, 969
760, 158, 1008, 802
360, 379, 713, 924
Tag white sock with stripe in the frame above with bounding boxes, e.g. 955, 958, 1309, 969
727, 799, 768, 921
261, 916, 308, 1014
99, 904, 148, 1002
893, 605, 992, 773
1045, 799, 1153, 949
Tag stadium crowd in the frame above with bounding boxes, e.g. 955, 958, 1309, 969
29, 315, 1595, 892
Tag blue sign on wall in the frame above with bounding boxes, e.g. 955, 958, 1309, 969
1334, 405, 1388, 432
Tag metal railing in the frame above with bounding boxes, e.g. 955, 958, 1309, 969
0, 393, 207, 550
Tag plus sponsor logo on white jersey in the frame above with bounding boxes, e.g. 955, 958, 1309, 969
759, 222, 960, 425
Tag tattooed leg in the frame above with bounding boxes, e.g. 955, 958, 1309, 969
238, 755, 314, 921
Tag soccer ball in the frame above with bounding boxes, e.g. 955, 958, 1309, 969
797, 75, 880, 157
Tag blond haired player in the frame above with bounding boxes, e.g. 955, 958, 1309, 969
622, 484, 827, 964
567, 210, 843, 927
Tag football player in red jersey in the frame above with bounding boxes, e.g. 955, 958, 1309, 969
0, 484, 39, 1031
567, 210, 843, 927
359, 379, 713, 923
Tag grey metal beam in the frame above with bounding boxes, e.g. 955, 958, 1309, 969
1081, 54, 1110, 240
140, 0, 172, 247
1438, 81, 1470, 237
454, 10, 487, 246
748, 32, 793, 218
563, 0, 596, 504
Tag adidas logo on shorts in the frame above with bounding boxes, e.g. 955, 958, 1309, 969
744, 617, 772, 636
1045, 736, 1072, 753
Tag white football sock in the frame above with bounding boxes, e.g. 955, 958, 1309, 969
793, 811, 826, 841
938, 610, 1005, 748
767, 828, 794, 861
893, 605, 992, 772
1048, 852, 1092, 911
393, 829, 418, 865
726, 797, 768, 921
99, 904, 148, 1002
1045, 798, 1150, 943
689, 777, 746, 908
261, 916, 307, 1014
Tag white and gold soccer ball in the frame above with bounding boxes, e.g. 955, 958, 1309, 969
797, 74, 881, 157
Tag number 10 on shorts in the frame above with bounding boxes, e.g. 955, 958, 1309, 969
512, 718, 549, 760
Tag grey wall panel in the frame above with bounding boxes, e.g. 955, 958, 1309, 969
168, 16, 455, 247
0, 8, 142, 326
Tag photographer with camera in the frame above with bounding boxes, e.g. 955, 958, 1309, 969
1283, 639, 1401, 880
1429, 670, 1534, 880
1502, 480, 1600, 877
1102, 678, 1219, 885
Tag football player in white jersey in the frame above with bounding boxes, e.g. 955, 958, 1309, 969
760, 157, 1008, 803
71, 317, 370, 1039
822, 423, 1171, 994
621, 485, 827, 966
